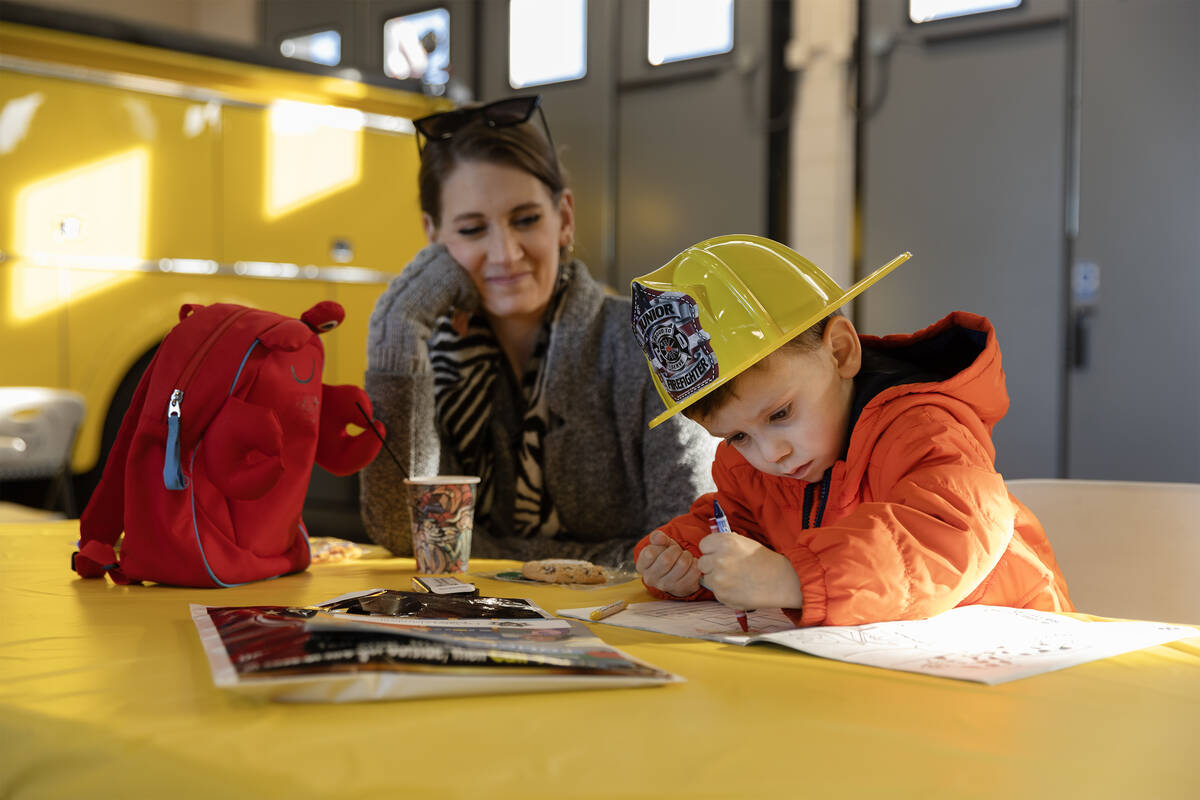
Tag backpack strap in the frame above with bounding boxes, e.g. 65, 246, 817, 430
74, 351, 156, 582
70, 540, 133, 584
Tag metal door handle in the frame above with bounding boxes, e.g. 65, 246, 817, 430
1072, 307, 1093, 369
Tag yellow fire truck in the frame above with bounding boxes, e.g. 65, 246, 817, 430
1, 18, 441, 490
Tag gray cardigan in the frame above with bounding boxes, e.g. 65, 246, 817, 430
360, 244, 716, 566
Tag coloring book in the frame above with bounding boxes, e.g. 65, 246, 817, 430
557, 602, 1198, 684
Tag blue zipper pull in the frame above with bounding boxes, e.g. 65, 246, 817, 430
163, 388, 187, 490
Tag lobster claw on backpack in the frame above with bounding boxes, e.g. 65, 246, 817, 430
317, 384, 384, 477
204, 395, 285, 500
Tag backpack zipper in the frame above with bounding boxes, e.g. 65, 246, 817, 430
163, 307, 252, 490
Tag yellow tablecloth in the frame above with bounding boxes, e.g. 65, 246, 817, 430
3, 521, 1199, 799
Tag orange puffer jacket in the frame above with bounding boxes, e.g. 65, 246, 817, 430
637, 311, 1073, 627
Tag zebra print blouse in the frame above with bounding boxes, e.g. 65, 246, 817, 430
427, 272, 569, 538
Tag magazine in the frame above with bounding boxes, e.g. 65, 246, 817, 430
191, 589, 681, 702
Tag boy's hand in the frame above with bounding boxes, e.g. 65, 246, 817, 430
636, 530, 702, 597
697, 531, 805, 610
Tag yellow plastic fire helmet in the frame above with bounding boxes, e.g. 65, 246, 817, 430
631, 235, 911, 428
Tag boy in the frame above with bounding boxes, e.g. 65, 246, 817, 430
630, 235, 1072, 627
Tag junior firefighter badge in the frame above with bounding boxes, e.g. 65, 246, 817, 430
631, 284, 718, 402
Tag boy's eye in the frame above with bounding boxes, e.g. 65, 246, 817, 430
457, 224, 486, 237
725, 432, 746, 446
769, 404, 791, 422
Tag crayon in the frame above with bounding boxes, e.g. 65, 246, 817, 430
712, 499, 751, 633
589, 599, 629, 620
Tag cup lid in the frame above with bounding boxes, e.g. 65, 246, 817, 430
404, 475, 481, 485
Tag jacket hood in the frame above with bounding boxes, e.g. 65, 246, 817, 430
842, 311, 1008, 490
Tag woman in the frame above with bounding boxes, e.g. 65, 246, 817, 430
361, 95, 715, 566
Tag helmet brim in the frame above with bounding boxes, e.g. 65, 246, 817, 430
648, 251, 912, 428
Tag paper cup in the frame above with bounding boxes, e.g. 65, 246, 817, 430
404, 476, 481, 574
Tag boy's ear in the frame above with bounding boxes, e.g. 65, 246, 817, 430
825, 316, 862, 379
422, 213, 438, 243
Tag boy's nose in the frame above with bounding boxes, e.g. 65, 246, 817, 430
759, 437, 792, 465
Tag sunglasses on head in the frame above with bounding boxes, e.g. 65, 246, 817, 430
412, 94, 556, 155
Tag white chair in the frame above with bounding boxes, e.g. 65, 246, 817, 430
1007, 479, 1200, 624
0, 387, 86, 517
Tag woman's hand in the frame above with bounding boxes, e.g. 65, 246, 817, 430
402, 244, 483, 315
636, 530, 702, 597
696, 531, 804, 611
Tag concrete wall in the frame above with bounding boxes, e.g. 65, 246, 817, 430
786, 0, 856, 290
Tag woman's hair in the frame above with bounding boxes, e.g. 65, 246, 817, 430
682, 312, 839, 423
417, 112, 567, 227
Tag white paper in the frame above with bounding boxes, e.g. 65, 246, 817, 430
559, 601, 795, 643
558, 602, 1199, 684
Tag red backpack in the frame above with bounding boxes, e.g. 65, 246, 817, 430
73, 301, 384, 587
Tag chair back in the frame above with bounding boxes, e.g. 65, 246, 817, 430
0, 388, 86, 480
1007, 479, 1200, 624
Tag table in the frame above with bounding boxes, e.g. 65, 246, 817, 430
3, 521, 1199, 799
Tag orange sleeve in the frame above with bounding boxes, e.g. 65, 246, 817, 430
632, 445, 769, 601
780, 405, 1016, 626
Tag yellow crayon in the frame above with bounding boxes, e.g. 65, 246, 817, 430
589, 599, 628, 621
